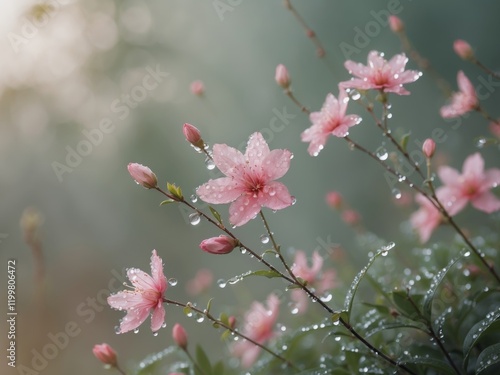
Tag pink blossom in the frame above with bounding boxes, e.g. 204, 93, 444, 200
440, 71, 478, 118
339, 51, 421, 95
172, 323, 188, 350
438, 152, 500, 214
108, 250, 167, 334
196, 132, 293, 227
410, 193, 444, 243
291, 251, 336, 314
93, 343, 117, 367
190, 80, 204, 96
453, 39, 474, 60
199, 235, 238, 255
301, 90, 361, 156
186, 268, 213, 296
326, 191, 342, 209
231, 294, 280, 368
128, 163, 158, 189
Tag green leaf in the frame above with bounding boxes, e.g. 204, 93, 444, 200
248, 269, 281, 279
343, 249, 388, 322
463, 307, 500, 367
400, 356, 456, 375
476, 343, 500, 375
206, 298, 214, 315
391, 290, 424, 320
195, 345, 212, 375
400, 132, 411, 152
160, 199, 175, 206
213, 361, 225, 375
208, 206, 223, 225
167, 182, 183, 200
219, 312, 229, 326
220, 329, 231, 341
135, 346, 178, 375
365, 320, 427, 338
422, 250, 466, 319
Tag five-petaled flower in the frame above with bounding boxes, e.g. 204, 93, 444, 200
108, 250, 167, 334
231, 293, 280, 368
339, 51, 421, 95
438, 152, 500, 215
196, 132, 293, 227
410, 192, 446, 243
440, 71, 478, 118
301, 89, 362, 156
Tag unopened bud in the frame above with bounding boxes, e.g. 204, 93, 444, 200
190, 80, 205, 96
326, 191, 342, 209
93, 343, 117, 367
183, 123, 204, 149
275, 64, 290, 89
422, 138, 436, 158
172, 323, 188, 350
127, 163, 158, 189
388, 15, 404, 33
453, 39, 474, 60
199, 236, 238, 255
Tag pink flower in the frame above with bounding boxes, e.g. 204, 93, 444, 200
422, 138, 436, 158
199, 235, 238, 255
326, 191, 342, 209
341, 209, 361, 225
196, 132, 293, 227
410, 193, 444, 243
275, 64, 290, 88
183, 123, 204, 149
339, 51, 421, 95
301, 90, 361, 156
453, 40, 474, 60
440, 71, 478, 118
190, 80, 204, 96
172, 323, 188, 350
186, 268, 213, 296
93, 343, 117, 367
231, 294, 280, 368
389, 15, 404, 33
438, 152, 500, 214
291, 251, 336, 314
128, 163, 158, 189
108, 250, 167, 334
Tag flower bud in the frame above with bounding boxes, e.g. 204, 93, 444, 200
127, 163, 158, 189
453, 39, 474, 60
326, 191, 342, 209
199, 235, 238, 255
341, 210, 360, 226
388, 15, 404, 33
422, 138, 436, 158
172, 323, 188, 350
183, 123, 204, 149
490, 120, 500, 139
93, 343, 117, 367
275, 64, 290, 89
228, 316, 236, 330
190, 80, 205, 96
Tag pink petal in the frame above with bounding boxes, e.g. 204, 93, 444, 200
396, 70, 421, 84
439, 187, 467, 216
339, 78, 373, 90
485, 168, 500, 187
344, 61, 370, 79
119, 307, 150, 333
228, 195, 261, 227
472, 191, 500, 213
438, 166, 461, 186
244, 132, 270, 163
266, 293, 280, 316
301, 126, 328, 156
108, 291, 146, 310
311, 251, 324, 274
388, 53, 408, 73
150, 250, 167, 293
150, 303, 166, 332
240, 344, 261, 368
196, 177, 243, 204
457, 71, 476, 99
367, 51, 385, 69
259, 181, 293, 210
261, 149, 292, 180
128, 268, 156, 291
212, 144, 245, 177
462, 152, 484, 176
290, 289, 309, 314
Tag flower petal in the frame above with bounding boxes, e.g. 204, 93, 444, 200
261, 149, 292, 180
457, 71, 476, 99
439, 187, 467, 216
228, 195, 261, 227
108, 291, 147, 310
128, 268, 156, 291
485, 168, 500, 187
212, 144, 245, 177
150, 250, 167, 293
197, 177, 243, 204
462, 152, 484, 176
438, 166, 461, 186
472, 191, 500, 213
150, 303, 166, 332
245, 132, 270, 163
259, 181, 293, 210
118, 306, 150, 334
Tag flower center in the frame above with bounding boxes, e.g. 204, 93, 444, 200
373, 70, 389, 86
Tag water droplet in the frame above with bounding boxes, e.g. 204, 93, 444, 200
240, 247, 247, 254
196, 314, 205, 323
392, 188, 401, 199
205, 157, 215, 170
350, 89, 361, 100
476, 137, 487, 148
168, 278, 178, 286
153, 331, 158, 337
114, 325, 121, 334
189, 213, 201, 225
133, 328, 139, 334
291, 196, 297, 205
376, 147, 388, 161
260, 234, 270, 244
190, 194, 198, 203
161, 322, 167, 328
217, 279, 227, 288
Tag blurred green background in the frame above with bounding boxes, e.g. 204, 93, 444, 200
1, 0, 500, 374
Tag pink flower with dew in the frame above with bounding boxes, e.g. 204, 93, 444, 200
438, 152, 500, 215
440, 71, 478, 118
410, 192, 444, 243
339, 51, 421, 95
108, 250, 167, 334
196, 132, 293, 227
190, 80, 205, 96
301, 90, 362, 156
231, 294, 280, 368
186, 268, 213, 296
291, 251, 336, 314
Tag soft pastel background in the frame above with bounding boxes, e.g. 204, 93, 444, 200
1, 1, 500, 374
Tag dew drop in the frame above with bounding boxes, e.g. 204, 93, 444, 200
190, 194, 198, 203
392, 188, 402, 199
291, 196, 297, 205
189, 213, 201, 225
196, 314, 205, 323
114, 325, 121, 334
376, 147, 388, 161
161, 322, 167, 328
133, 328, 139, 334
476, 137, 487, 148
153, 331, 158, 337
168, 278, 178, 286
205, 157, 215, 170
217, 279, 227, 288
350, 89, 361, 100
260, 234, 270, 244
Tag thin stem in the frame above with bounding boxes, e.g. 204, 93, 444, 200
163, 298, 297, 369
185, 349, 209, 375
114, 364, 127, 375
476, 106, 498, 125
406, 291, 462, 375
471, 58, 500, 80
284, 88, 309, 114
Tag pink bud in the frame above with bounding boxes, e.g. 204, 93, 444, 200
172, 323, 188, 350
183, 123, 204, 149
275, 64, 290, 88
453, 39, 474, 60
326, 191, 342, 209
341, 210, 360, 226
190, 80, 205, 96
490, 120, 500, 138
127, 163, 158, 189
199, 235, 238, 255
93, 343, 117, 367
228, 316, 236, 329
388, 15, 404, 33
422, 138, 436, 158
